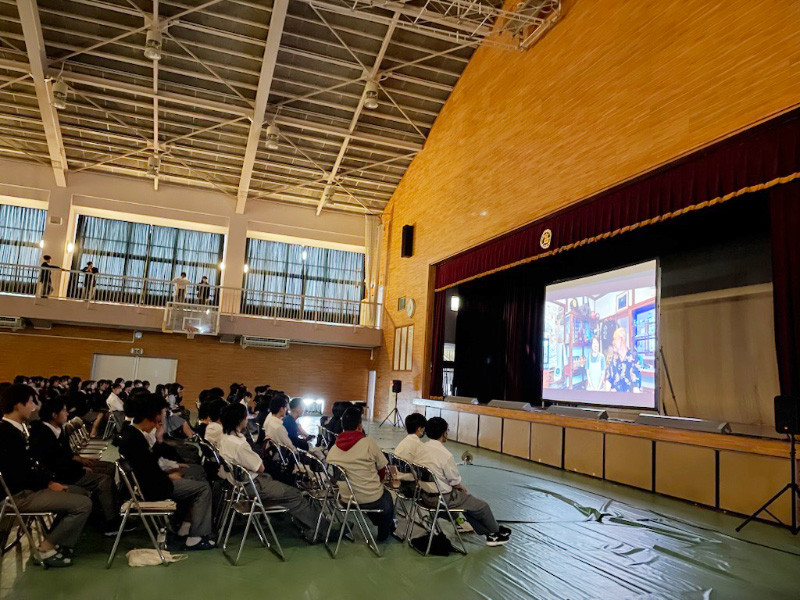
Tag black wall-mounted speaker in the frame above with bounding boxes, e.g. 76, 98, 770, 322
391, 379, 402, 393
401, 225, 414, 257
775, 395, 800, 434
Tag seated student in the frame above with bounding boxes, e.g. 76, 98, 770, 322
325, 402, 346, 436
393, 412, 427, 465
263, 395, 295, 451
0, 384, 93, 567
203, 398, 227, 447
118, 393, 215, 550
325, 407, 394, 542
194, 401, 212, 439
30, 397, 123, 536
218, 403, 324, 541
316, 416, 329, 447
417, 417, 511, 547
283, 397, 313, 451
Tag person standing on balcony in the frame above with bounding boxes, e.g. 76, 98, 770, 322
197, 275, 210, 305
172, 272, 189, 303
38, 255, 59, 298
81, 261, 98, 301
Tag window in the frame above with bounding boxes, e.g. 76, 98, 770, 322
70, 215, 224, 305
0, 203, 47, 293
243, 238, 365, 323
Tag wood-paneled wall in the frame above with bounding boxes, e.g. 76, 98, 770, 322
375, 0, 800, 419
0, 325, 370, 410
660, 286, 780, 425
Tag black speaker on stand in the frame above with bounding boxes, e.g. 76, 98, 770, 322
380, 380, 405, 428
737, 395, 800, 534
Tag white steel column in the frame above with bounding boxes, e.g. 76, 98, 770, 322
236, 0, 289, 214
16, 0, 68, 187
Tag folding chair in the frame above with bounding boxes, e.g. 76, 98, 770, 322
69, 417, 107, 453
408, 463, 468, 556
106, 459, 176, 568
0, 472, 53, 565
294, 449, 339, 543
103, 411, 125, 439
324, 462, 385, 558
219, 463, 288, 565
384, 452, 419, 541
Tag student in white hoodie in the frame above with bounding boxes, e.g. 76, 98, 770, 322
393, 412, 427, 465
417, 417, 511, 547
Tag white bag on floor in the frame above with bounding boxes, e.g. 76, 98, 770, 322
126, 548, 188, 567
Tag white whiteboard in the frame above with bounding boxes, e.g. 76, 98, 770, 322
91, 354, 177, 386
136, 357, 178, 386
92, 354, 136, 381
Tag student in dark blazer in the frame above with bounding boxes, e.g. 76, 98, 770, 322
0, 385, 92, 568
117, 393, 215, 550
29, 397, 120, 535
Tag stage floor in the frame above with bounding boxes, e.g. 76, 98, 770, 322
2, 421, 800, 600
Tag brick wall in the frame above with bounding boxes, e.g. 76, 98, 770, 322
0, 325, 371, 411
375, 0, 800, 419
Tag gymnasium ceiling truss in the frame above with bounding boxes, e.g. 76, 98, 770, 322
0, 0, 560, 215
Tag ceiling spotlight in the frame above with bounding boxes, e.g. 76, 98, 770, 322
243, 264, 249, 273
52, 79, 68, 110
146, 154, 160, 178
363, 80, 379, 110
265, 123, 280, 151
218, 262, 226, 271
144, 26, 163, 61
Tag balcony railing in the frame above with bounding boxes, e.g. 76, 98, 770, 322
0, 263, 380, 328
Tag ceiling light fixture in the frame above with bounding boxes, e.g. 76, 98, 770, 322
265, 123, 280, 150
144, 26, 163, 61
52, 79, 68, 110
363, 80, 379, 110
146, 154, 160, 178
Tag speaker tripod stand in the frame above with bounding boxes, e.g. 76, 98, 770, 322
737, 432, 800, 534
380, 392, 404, 429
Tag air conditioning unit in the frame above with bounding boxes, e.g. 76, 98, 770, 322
240, 336, 289, 349
0, 316, 24, 330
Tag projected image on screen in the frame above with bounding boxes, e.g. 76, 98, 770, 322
542, 260, 657, 409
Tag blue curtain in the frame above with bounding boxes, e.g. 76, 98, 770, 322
0, 204, 47, 266
71, 215, 224, 302
243, 238, 364, 316
0, 203, 47, 291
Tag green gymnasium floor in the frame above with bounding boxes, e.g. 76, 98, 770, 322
3, 421, 800, 600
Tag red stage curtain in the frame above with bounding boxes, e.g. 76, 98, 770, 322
770, 181, 800, 397
436, 108, 800, 290
428, 291, 447, 397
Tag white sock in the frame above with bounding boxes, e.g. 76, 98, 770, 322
177, 521, 191, 537
185, 536, 202, 546
38, 548, 57, 559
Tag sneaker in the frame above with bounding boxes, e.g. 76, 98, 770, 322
184, 536, 216, 551
103, 522, 137, 537
485, 530, 511, 547
498, 525, 512, 536
34, 549, 73, 568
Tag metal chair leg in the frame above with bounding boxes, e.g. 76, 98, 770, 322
106, 509, 130, 568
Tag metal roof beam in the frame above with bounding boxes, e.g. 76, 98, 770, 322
15, 0, 67, 186
318, 12, 398, 215
236, 0, 289, 214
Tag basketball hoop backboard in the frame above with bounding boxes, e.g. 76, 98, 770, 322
163, 302, 219, 337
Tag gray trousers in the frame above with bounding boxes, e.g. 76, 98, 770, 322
171, 478, 213, 537
254, 473, 320, 532
13, 489, 93, 548
440, 488, 499, 536
73, 469, 117, 523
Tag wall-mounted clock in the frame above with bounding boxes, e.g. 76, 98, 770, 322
405, 297, 416, 318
